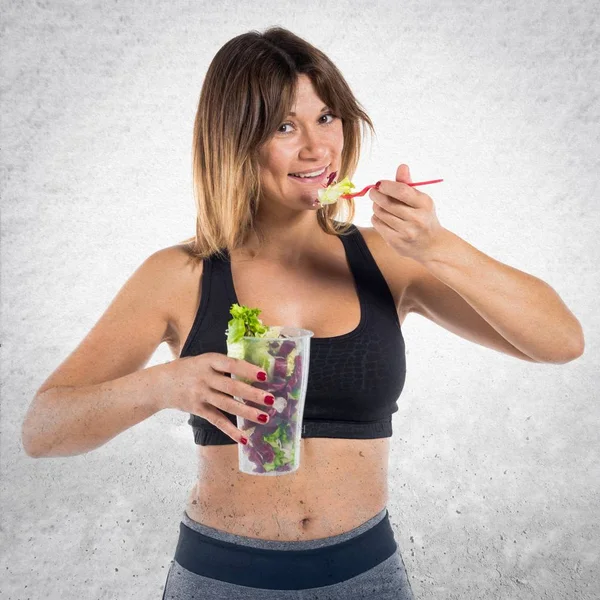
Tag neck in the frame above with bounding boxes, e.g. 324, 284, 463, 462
239, 212, 330, 266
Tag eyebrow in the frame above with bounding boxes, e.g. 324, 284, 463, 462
287, 105, 330, 117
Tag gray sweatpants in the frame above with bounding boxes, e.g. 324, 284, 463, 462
162, 507, 415, 599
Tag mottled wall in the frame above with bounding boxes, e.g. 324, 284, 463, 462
1, 1, 598, 599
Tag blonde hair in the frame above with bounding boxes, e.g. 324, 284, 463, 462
179, 26, 376, 261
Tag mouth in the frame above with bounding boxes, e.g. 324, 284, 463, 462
288, 164, 330, 184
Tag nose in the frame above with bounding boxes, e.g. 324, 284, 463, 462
297, 125, 330, 152
296, 142, 330, 167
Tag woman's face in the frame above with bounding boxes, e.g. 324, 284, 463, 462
256, 74, 344, 212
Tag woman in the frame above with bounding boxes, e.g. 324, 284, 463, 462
21, 27, 584, 600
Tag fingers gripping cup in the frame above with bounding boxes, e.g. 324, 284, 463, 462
226, 304, 313, 476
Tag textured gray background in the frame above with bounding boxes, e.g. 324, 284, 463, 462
1, 1, 598, 599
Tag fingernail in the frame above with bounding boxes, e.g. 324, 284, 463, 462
240, 437, 248, 445
258, 414, 269, 423
375, 181, 382, 188
257, 371, 267, 381
264, 395, 275, 405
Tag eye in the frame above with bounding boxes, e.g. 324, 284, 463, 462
277, 113, 337, 135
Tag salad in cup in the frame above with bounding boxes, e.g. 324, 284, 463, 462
226, 303, 309, 474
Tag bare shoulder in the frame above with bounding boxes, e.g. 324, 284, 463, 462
354, 225, 421, 320
143, 243, 203, 306
150, 241, 198, 264
33, 243, 203, 397
148, 243, 204, 342
151, 242, 203, 279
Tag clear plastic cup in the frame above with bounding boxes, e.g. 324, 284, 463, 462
227, 327, 313, 476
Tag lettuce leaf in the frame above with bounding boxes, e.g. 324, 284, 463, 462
227, 303, 269, 343
317, 176, 355, 205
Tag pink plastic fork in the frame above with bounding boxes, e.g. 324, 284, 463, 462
340, 178, 444, 199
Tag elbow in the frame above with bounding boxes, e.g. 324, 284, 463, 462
564, 324, 585, 363
21, 401, 48, 458
23, 446, 44, 459
21, 417, 47, 458
546, 336, 585, 365
541, 322, 585, 364
21, 429, 44, 458
565, 336, 585, 363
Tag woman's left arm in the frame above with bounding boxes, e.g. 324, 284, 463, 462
412, 228, 585, 364
371, 164, 585, 364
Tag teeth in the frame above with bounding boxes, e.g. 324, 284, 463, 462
290, 167, 326, 178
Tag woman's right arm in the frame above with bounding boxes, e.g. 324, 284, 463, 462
22, 246, 274, 458
22, 365, 171, 458
21, 247, 181, 458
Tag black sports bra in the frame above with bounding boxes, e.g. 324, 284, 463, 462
181, 223, 407, 445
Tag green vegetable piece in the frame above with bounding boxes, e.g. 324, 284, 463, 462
262, 425, 296, 468
317, 176, 355, 205
245, 340, 277, 379
227, 303, 269, 343
286, 348, 298, 377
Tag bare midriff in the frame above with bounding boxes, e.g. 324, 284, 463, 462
186, 436, 390, 541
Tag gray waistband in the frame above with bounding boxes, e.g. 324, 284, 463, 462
180, 506, 389, 551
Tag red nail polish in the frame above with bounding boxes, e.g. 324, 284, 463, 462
240, 437, 248, 445
264, 395, 275, 405
258, 414, 269, 423
375, 181, 382, 187
257, 371, 267, 381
